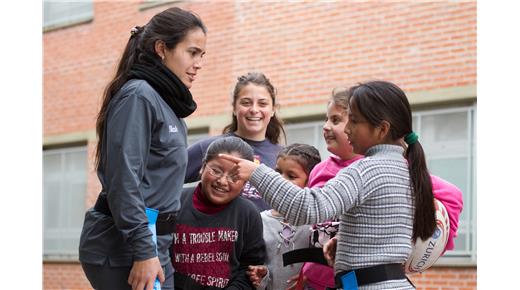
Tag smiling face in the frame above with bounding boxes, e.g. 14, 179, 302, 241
275, 156, 308, 188
200, 153, 246, 205
162, 27, 206, 89
233, 83, 275, 141
323, 102, 355, 160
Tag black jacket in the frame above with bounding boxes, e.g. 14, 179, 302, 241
79, 79, 187, 267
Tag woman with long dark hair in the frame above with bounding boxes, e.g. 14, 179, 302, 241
79, 7, 207, 290
185, 72, 286, 211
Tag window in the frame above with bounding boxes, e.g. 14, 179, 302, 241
285, 121, 329, 160
413, 105, 477, 264
43, 146, 88, 259
139, 0, 180, 11
43, 1, 93, 31
187, 132, 208, 147
285, 104, 477, 264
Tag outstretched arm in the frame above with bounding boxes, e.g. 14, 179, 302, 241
219, 154, 364, 226
218, 153, 259, 180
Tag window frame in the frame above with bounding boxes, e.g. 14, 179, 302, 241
43, 1, 94, 32
139, 0, 183, 11
43, 145, 88, 261
187, 131, 209, 147
284, 120, 330, 159
413, 104, 477, 266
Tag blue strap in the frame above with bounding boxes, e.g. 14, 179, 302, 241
340, 271, 359, 290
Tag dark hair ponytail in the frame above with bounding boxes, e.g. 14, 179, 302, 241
95, 8, 206, 168
347, 80, 436, 241
406, 139, 435, 241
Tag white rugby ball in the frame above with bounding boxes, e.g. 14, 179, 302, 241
404, 198, 450, 273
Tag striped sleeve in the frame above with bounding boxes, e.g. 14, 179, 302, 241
249, 164, 364, 226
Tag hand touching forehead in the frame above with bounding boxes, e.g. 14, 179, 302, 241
218, 153, 259, 181
207, 154, 241, 172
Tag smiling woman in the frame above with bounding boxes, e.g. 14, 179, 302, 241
185, 72, 286, 212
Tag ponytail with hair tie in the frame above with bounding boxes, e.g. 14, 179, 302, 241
405, 131, 418, 145
130, 25, 144, 38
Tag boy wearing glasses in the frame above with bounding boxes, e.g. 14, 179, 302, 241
171, 137, 266, 289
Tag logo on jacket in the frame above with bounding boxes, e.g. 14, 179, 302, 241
169, 125, 178, 133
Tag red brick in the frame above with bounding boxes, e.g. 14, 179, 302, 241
44, 1, 476, 289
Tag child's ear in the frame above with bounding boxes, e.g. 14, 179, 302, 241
199, 163, 206, 177
377, 120, 392, 141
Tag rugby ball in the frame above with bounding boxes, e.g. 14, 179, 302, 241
404, 198, 450, 273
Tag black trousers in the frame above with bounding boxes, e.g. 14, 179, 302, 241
81, 260, 174, 290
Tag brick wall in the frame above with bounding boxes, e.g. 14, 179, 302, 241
43, 1, 476, 289
43, 263, 476, 290
409, 267, 478, 290
43, 1, 476, 135
43, 263, 92, 290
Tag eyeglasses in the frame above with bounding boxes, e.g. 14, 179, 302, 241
206, 166, 240, 184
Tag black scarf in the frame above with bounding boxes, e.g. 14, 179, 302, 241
128, 53, 197, 118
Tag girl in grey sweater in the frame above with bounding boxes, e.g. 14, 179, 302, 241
220, 80, 436, 290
